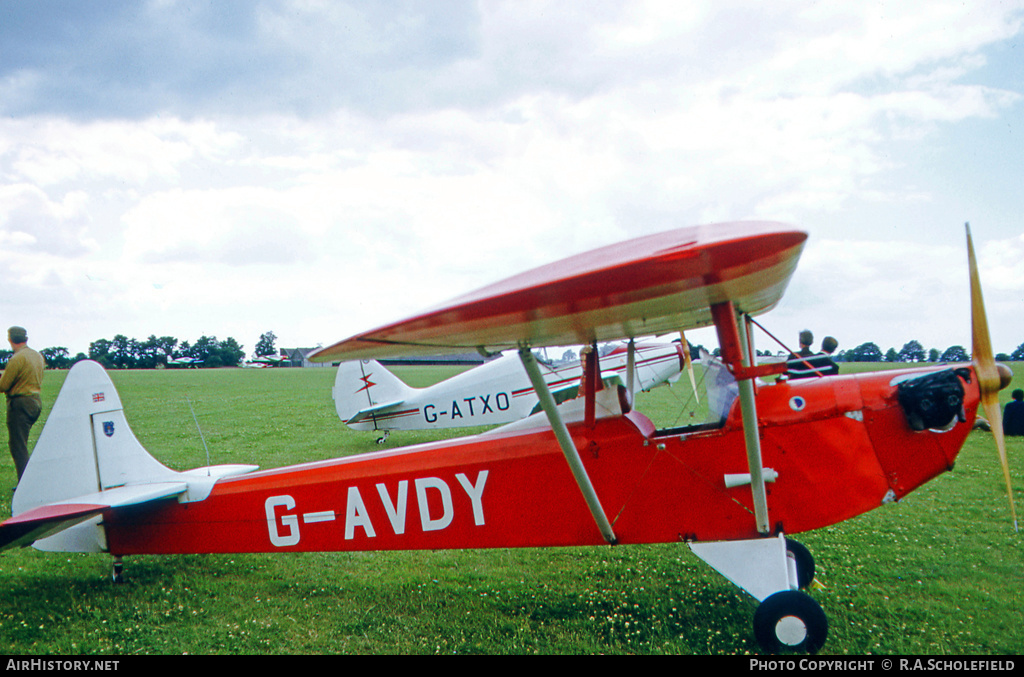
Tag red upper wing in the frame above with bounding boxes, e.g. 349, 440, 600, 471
311, 221, 807, 362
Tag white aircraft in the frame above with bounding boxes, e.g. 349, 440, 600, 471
244, 355, 286, 368
334, 340, 688, 438
166, 356, 202, 368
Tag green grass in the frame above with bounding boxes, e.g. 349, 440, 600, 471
0, 363, 1021, 654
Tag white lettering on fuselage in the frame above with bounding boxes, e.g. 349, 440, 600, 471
423, 394, 510, 422
265, 495, 300, 547
264, 470, 489, 547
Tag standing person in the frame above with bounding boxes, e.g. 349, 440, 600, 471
787, 331, 840, 379
0, 327, 45, 482
816, 336, 840, 376
1004, 389, 1024, 437
786, 330, 816, 379
795, 330, 814, 358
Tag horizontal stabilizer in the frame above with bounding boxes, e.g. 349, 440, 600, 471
0, 503, 107, 551
346, 399, 405, 425
1, 482, 187, 552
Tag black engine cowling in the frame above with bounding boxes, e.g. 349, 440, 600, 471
897, 368, 970, 431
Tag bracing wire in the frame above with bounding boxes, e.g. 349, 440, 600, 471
187, 396, 212, 475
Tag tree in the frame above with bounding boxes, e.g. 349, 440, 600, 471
191, 335, 222, 367
255, 331, 278, 358
928, 348, 940, 362
89, 338, 113, 368
844, 342, 883, 362
40, 347, 72, 369
186, 335, 245, 367
898, 340, 926, 363
884, 347, 899, 362
940, 345, 970, 362
1012, 343, 1024, 361
139, 335, 179, 367
79, 334, 251, 369
108, 334, 138, 369
218, 337, 245, 367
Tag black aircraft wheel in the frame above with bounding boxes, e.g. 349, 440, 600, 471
785, 538, 815, 589
753, 590, 828, 654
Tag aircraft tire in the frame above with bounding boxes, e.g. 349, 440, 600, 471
785, 538, 815, 589
753, 590, 828, 654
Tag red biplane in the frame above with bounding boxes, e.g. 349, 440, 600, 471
1, 221, 1015, 653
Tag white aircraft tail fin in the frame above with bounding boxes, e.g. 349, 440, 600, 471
332, 360, 415, 429
4, 360, 256, 553
12, 361, 173, 513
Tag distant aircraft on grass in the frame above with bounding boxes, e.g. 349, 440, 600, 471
1, 221, 1015, 655
244, 355, 286, 368
166, 356, 202, 368
334, 340, 689, 440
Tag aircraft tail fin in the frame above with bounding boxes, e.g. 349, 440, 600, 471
3, 360, 256, 553
332, 360, 416, 430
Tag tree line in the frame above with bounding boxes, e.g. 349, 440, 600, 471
669, 339, 1024, 365
3, 334, 1024, 370
0, 332, 280, 370
833, 340, 1024, 364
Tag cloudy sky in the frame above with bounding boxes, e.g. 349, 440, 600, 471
2, 0, 1023, 361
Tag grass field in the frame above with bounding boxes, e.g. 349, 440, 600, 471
0, 362, 1021, 655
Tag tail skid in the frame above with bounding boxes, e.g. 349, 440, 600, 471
3, 361, 257, 553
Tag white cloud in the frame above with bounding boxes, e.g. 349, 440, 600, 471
982, 233, 1024, 292
0, 118, 237, 187
1, 1, 1022, 357
122, 187, 311, 265
0, 183, 98, 255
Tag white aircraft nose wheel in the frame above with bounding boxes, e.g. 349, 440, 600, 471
753, 590, 828, 654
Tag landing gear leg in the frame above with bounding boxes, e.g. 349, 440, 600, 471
112, 556, 124, 584
785, 538, 815, 589
688, 534, 828, 653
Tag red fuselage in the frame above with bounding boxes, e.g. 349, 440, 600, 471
104, 366, 978, 555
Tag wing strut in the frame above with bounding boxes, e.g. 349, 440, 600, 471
583, 343, 599, 428
519, 346, 618, 545
712, 302, 772, 535
625, 339, 636, 404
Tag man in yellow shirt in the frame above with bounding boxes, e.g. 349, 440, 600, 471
1, 327, 45, 481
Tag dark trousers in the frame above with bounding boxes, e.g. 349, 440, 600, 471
7, 395, 41, 481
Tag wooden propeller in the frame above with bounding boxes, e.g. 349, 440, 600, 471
966, 223, 1018, 532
